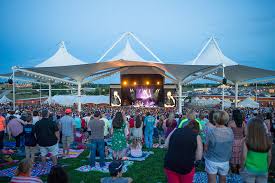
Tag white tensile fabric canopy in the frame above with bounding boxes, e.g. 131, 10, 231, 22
35, 42, 86, 68
43, 95, 109, 106
110, 40, 147, 62
184, 37, 275, 84
0, 95, 12, 104
185, 37, 238, 66
22, 61, 221, 83
238, 97, 259, 108
223, 100, 232, 108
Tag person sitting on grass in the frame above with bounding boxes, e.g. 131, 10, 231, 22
10, 158, 42, 183
130, 138, 142, 158
47, 165, 69, 183
101, 161, 133, 183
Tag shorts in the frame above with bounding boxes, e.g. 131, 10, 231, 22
205, 158, 229, 176
39, 143, 59, 157
240, 169, 268, 183
62, 136, 73, 147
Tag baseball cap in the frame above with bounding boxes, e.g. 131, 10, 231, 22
65, 108, 72, 114
109, 161, 123, 175
94, 111, 101, 118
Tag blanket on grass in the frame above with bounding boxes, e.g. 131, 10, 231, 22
75, 161, 134, 173
0, 161, 53, 177
0, 160, 19, 168
194, 172, 242, 183
57, 148, 84, 158
127, 151, 154, 161
3, 142, 16, 148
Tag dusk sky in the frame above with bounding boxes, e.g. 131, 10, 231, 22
0, 0, 274, 73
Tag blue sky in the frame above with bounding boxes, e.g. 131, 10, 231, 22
0, 0, 274, 73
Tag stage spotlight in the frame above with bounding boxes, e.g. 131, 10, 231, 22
157, 81, 160, 85
133, 81, 137, 85
123, 81, 127, 85
146, 81, 150, 85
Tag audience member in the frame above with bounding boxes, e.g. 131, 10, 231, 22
228, 109, 245, 174
23, 114, 37, 162
112, 112, 127, 160
88, 111, 105, 168
35, 109, 59, 166
0, 112, 6, 153
60, 108, 75, 157
101, 161, 133, 183
204, 110, 233, 183
10, 159, 42, 183
164, 120, 203, 183
144, 112, 155, 149
241, 117, 272, 183
47, 165, 69, 183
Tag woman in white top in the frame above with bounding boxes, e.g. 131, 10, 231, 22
131, 115, 143, 140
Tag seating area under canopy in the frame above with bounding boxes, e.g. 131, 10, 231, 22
1, 32, 275, 112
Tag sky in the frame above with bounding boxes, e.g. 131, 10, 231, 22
0, 0, 274, 73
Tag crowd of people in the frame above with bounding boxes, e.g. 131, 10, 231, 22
0, 103, 274, 183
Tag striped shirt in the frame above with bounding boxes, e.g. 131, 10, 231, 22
10, 176, 43, 183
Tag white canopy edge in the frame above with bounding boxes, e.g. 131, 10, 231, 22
35, 41, 87, 68
43, 95, 109, 105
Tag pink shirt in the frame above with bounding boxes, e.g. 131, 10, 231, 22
7, 118, 23, 137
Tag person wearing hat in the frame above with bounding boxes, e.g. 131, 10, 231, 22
88, 111, 105, 168
60, 108, 75, 157
101, 161, 133, 183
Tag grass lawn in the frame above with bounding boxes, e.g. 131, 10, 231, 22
1, 146, 275, 183
42, 148, 167, 183
0, 148, 167, 183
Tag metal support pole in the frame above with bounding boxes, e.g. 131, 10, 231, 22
178, 82, 182, 114
39, 83, 42, 106
77, 82, 82, 112
255, 83, 258, 102
48, 83, 52, 105
222, 65, 225, 110
235, 82, 238, 108
12, 67, 16, 110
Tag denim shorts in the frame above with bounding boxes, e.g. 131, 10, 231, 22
240, 169, 268, 183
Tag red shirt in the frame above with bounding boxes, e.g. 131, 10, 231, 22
129, 118, 135, 128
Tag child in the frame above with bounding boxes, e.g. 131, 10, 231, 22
10, 159, 42, 183
130, 138, 142, 158
101, 161, 133, 183
23, 114, 37, 162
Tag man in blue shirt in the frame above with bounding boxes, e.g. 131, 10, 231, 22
144, 112, 155, 149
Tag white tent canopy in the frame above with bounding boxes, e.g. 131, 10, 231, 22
43, 95, 109, 106
224, 100, 232, 108
97, 32, 163, 63
185, 37, 238, 66
0, 95, 12, 104
110, 40, 147, 62
238, 97, 259, 108
35, 41, 86, 68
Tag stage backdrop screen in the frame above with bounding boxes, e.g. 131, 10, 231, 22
121, 74, 164, 107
